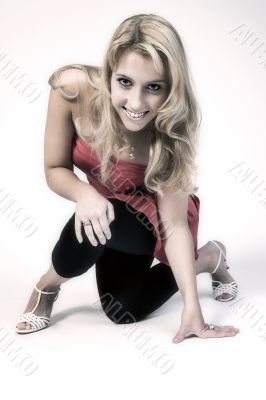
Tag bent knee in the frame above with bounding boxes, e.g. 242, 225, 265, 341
99, 293, 138, 324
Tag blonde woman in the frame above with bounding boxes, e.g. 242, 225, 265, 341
15, 13, 239, 342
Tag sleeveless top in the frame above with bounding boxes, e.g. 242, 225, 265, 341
71, 134, 200, 266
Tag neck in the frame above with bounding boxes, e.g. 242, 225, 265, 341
122, 121, 154, 144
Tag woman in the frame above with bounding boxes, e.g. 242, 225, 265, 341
15, 13, 239, 342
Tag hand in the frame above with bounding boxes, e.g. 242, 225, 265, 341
74, 184, 115, 246
172, 303, 239, 344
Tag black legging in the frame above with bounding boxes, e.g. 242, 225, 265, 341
51, 199, 180, 324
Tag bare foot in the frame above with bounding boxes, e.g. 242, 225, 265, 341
16, 280, 60, 331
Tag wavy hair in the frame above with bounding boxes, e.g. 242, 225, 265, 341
48, 13, 201, 197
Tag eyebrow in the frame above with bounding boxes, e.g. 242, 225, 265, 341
115, 73, 166, 84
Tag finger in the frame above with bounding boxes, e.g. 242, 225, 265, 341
221, 325, 237, 329
212, 325, 239, 333
172, 329, 195, 343
201, 329, 239, 339
172, 334, 185, 344
214, 325, 237, 330
98, 215, 112, 241
217, 327, 239, 335
213, 330, 239, 338
90, 219, 107, 245
107, 202, 115, 224
83, 222, 98, 246
74, 215, 83, 243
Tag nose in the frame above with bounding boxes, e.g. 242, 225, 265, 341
127, 88, 145, 112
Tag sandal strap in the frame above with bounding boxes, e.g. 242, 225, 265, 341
18, 312, 50, 330
34, 285, 60, 295
28, 285, 60, 314
210, 240, 226, 259
212, 281, 238, 298
16, 286, 61, 333
210, 240, 227, 274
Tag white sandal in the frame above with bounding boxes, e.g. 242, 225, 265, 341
15, 285, 60, 334
210, 240, 238, 302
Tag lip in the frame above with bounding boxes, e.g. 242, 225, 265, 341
123, 107, 149, 122
123, 106, 148, 114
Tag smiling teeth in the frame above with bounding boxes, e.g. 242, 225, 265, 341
125, 108, 145, 118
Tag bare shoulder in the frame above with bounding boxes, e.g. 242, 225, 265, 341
44, 65, 101, 176
48, 64, 101, 132
48, 64, 100, 103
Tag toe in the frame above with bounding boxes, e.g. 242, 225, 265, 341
16, 322, 33, 331
217, 293, 233, 301
16, 322, 27, 330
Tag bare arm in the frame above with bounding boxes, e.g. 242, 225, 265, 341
163, 223, 199, 306
44, 68, 115, 246
46, 167, 92, 203
157, 188, 199, 306
157, 187, 239, 342
44, 68, 94, 202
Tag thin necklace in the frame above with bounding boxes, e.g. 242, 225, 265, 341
128, 145, 135, 160
122, 129, 152, 161
121, 135, 136, 160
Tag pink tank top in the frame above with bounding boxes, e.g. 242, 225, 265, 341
71, 134, 200, 266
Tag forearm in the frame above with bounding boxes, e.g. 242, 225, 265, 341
163, 225, 199, 307
46, 167, 92, 202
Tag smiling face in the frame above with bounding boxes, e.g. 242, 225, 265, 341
110, 51, 169, 135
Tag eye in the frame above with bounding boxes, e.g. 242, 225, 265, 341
147, 84, 161, 92
117, 78, 162, 92
117, 78, 131, 87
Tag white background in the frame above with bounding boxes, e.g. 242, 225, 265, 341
0, 0, 265, 398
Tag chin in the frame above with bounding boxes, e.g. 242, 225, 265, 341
122, 114, 153, 131
123, 122, 150, 134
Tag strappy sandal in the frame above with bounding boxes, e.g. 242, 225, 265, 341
15, 285, 61, 334
210, 240, 238, 302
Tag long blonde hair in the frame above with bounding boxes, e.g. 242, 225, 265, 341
48, 13, 201, 197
